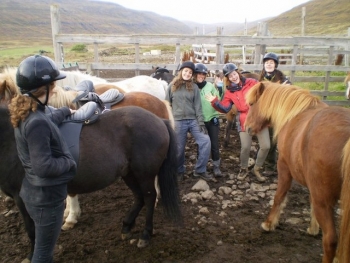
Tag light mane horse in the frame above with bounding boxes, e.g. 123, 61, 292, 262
57, 70, 169, 100
1, 67, 169, 100
244, 81, 350, 263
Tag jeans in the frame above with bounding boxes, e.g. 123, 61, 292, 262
25, 201, 65, 263
175, 119, 211, 173
239, 127, 270, 168
205, 118, 220, 161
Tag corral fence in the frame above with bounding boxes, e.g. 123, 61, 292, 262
51, 5, 350, 106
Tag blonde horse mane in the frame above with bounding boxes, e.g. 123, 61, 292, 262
245, 81, 322, 139
49, 86, 78, 109
0, 67, 19, 102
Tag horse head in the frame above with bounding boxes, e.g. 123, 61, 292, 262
245, 81, 323, 141
244, 82, 271, 136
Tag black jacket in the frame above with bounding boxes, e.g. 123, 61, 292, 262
15, 105, 76, 205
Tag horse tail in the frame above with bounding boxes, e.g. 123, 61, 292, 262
157, 119, 182, 224
337, 137, 350, 262
161, 100, 175, 129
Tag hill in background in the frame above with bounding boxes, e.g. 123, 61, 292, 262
0, 0, 349, 47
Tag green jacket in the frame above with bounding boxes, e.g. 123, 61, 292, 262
199, 82, 221, 122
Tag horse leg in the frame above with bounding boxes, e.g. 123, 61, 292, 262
121, 176, 146, 240
121, 175, 157, 248
62, 195, 81, 230
261, 162, 292, 231
307, 202, 320, 235
154, 175, 161, 208
224, 113, 234, 148
311, 198, 338, 263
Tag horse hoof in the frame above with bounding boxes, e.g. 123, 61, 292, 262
137, 239, 149, 248
121, 232, 132, 240
61, 222, 76, 231
261, 222, 273, 231
307, 227, 319, 236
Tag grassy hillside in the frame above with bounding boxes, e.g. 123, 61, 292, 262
0, 0, 192, 45
260, 0, 350, 36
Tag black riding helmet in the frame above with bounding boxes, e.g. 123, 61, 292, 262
263, 52, 279, 68
179, 61, 195, 72
16, 55, 66, 94
222, 63, 238, 76
194, 63, 208, 74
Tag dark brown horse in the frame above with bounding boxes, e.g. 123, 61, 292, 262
244, 81, 350, 263
0, 105, 181, 262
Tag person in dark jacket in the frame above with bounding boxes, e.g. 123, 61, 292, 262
8, 55, 76, 263
206, 63, 270, 182
259, 52, 291, 175
165, 61, 212, 181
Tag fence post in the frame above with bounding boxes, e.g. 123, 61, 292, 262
324, 46, 334, 96
345, 27, 350, 66
254, 22, 268, 65
174, 43, 181, 74
135, 43, 140, 76
93, 43, 99, 77
216, 27, 223, 64
50, 4, 63, 64
290, 45, 298, 83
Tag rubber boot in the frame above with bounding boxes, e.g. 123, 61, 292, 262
237, 168, 248, 180
253, 165, 266, 182
213, 159, 222, 177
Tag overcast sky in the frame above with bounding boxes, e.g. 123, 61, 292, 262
101, 0, 311, 24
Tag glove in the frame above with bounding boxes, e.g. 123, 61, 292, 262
200, 124, 208, 135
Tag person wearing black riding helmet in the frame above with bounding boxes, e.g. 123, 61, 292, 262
165, 61, 212, 182
259, 52, 291, 176
206, 63, 270, 183
259, 52, 291, 84
194, 63, 222, 177
8, 55, 76, 263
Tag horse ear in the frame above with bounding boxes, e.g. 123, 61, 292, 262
254, 82, 266, 102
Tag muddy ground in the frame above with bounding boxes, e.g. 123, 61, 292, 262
0, 61, 327, 262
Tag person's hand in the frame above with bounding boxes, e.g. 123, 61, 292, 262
205, 93, 216, 102
70, 109, 76, 114
200, 124, 208, 134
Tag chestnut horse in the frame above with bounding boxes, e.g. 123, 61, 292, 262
244, 81, 350, 263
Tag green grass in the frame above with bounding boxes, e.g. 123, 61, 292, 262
0, 45, 54, 66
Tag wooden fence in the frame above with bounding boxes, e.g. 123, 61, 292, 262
50, 5, 350, 106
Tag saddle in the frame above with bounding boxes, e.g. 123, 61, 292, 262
69, 80, 125, 112
55, 80, 124, 166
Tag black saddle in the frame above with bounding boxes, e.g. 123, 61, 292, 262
68, 80, 125, 112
